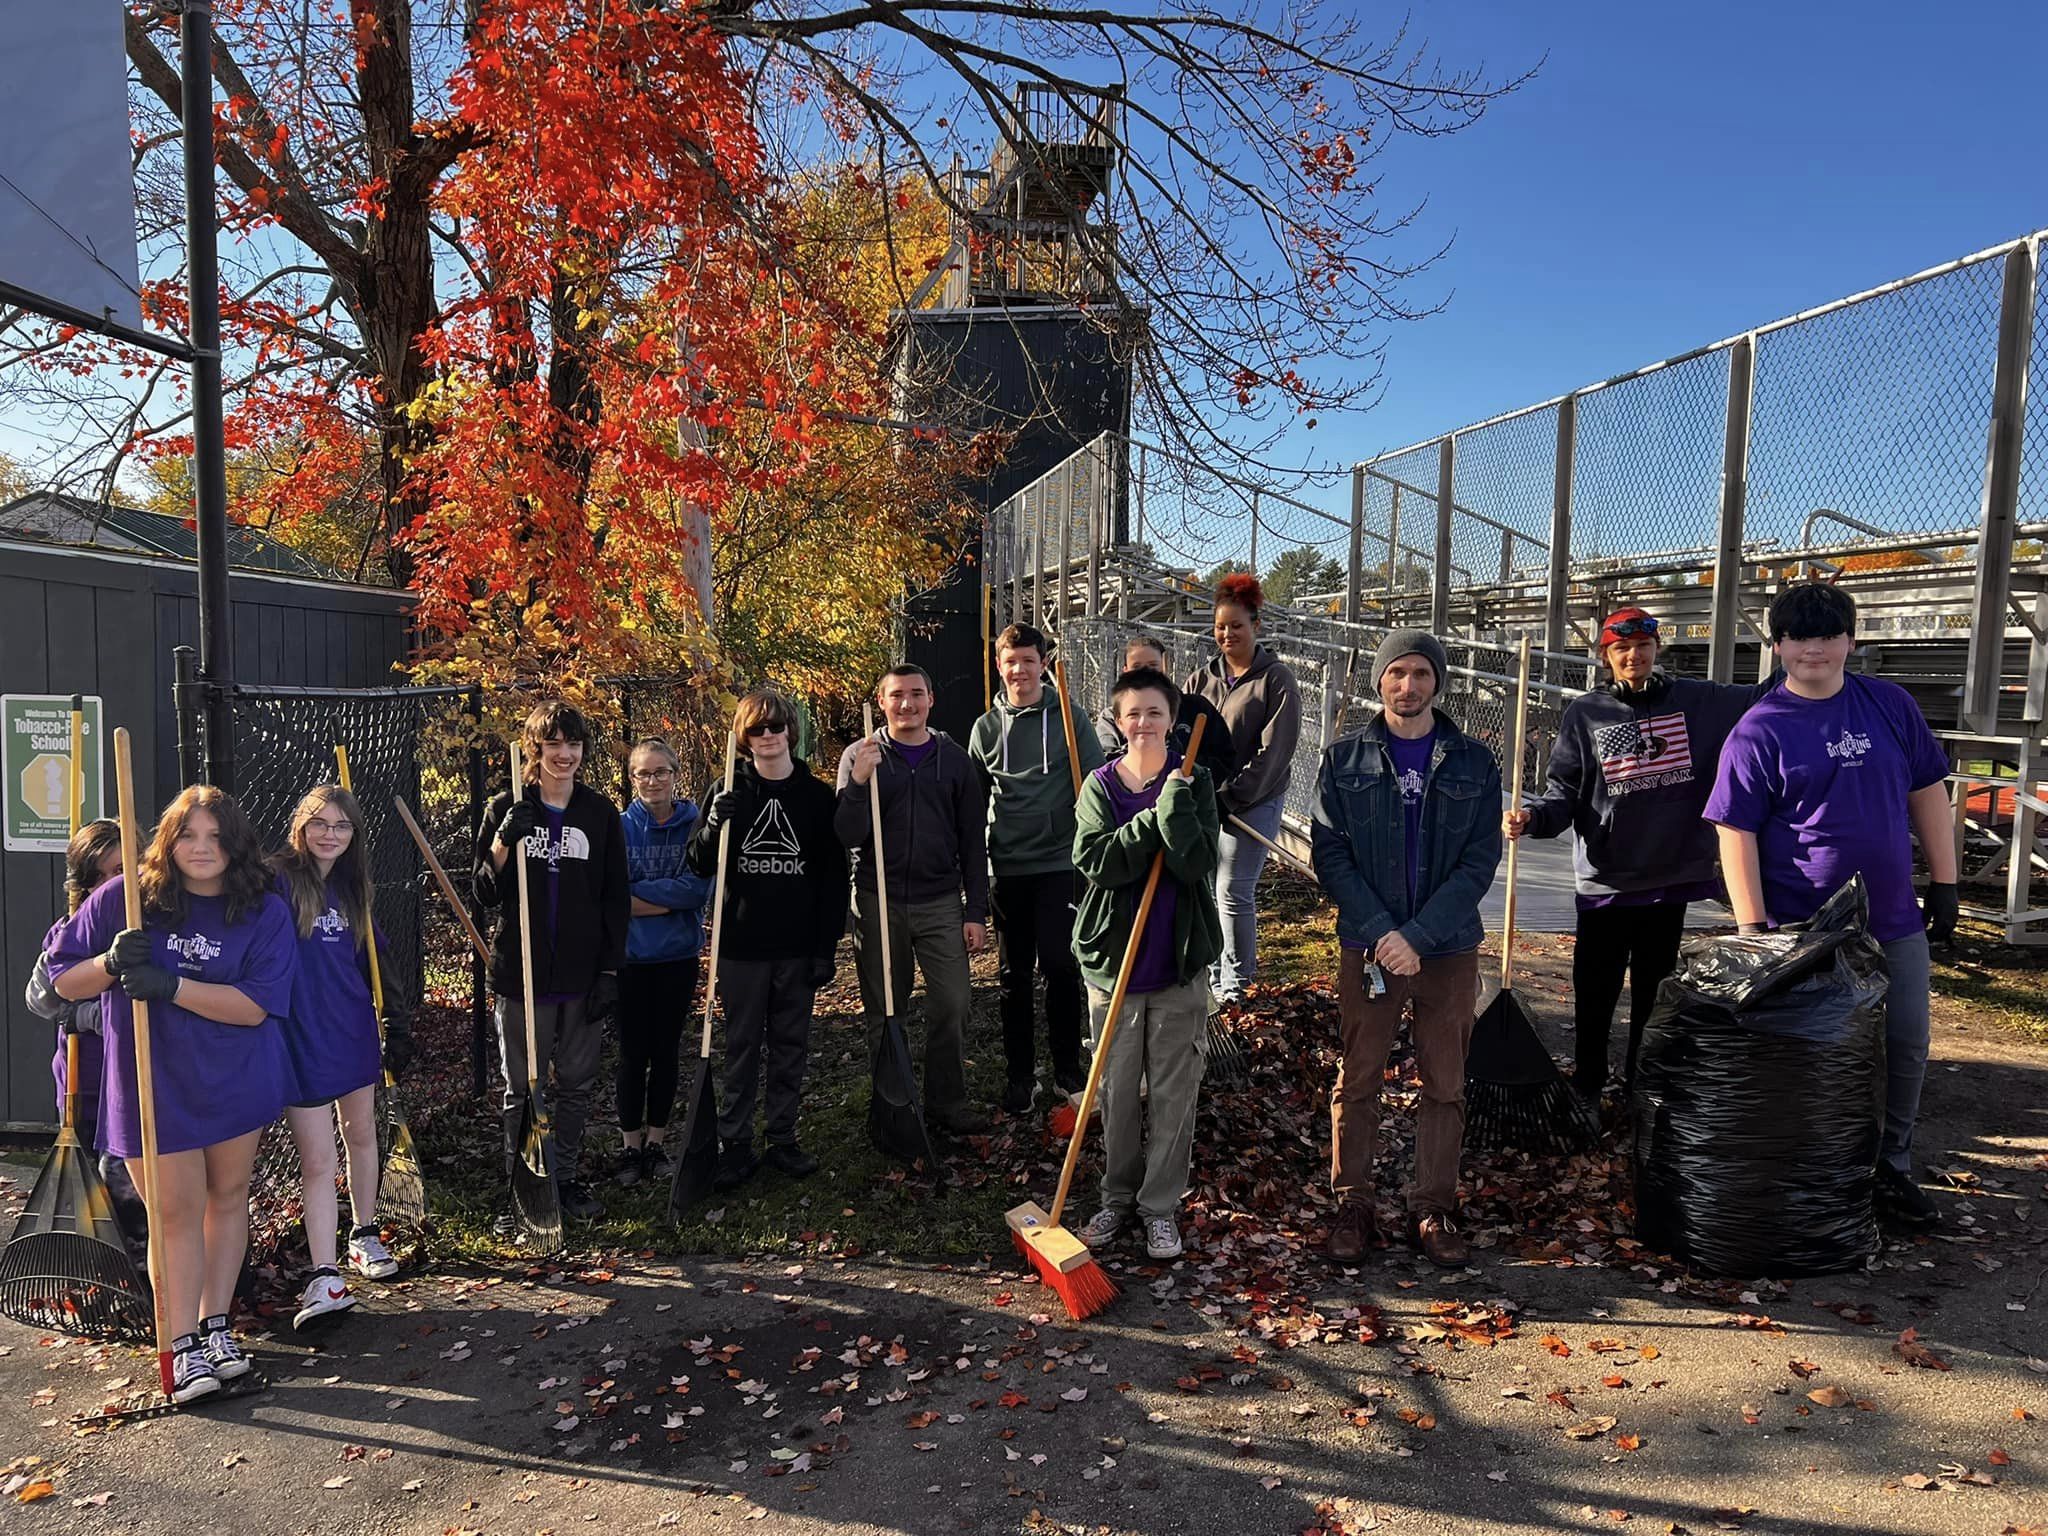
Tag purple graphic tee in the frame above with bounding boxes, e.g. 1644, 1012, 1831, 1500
276, 874, 384, 1105
1704, 674, 1949, 942
47, 876, 296, 1158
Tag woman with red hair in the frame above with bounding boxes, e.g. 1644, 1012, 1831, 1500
1184, 572, 1302, 1003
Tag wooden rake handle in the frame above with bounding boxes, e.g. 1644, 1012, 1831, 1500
862, 704, 896, 1021
113, 727, 174, 1396
1047, 714, 1207, 1226
698, 726, 740, 1060
1053, 657, 1084, 800
1501, 636, 1532, 989
392, 796, 492, 967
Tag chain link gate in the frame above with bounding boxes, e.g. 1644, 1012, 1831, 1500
175, 680, 487, 1263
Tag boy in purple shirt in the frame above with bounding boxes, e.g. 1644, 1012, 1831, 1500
1704, 583, 1959, 1231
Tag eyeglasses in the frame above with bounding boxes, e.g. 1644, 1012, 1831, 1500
631, 768, 676, 782
307, 818, 354, 836
744, 721, 789, 738
1604, 616, 1659, 640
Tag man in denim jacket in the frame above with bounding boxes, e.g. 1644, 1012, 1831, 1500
1310, 629, 1502, 1267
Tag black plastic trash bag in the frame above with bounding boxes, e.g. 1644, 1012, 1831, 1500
1632, 878, 1888, 1276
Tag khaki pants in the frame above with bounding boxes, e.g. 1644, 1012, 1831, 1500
1331, 947, 1479, 1216
850, 892, 972, 1122
1088, 977, 1207, 1219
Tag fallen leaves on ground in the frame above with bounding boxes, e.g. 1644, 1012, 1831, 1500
1893, 1328, 1951, 1371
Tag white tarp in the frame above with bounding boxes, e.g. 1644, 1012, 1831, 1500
0, 0, 143, 331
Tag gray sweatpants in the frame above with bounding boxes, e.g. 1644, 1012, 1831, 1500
1879, 931, 1931, 1174
716, 957, 816, 1150
1088, 977, 1207, 1219
851, 892, 972, 1122
494, 997, 600, 1184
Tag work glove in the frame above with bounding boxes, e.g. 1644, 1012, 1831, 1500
103, 928, 152, 979
586, 971, 620, 1026
703, 790, 742, 836
121, 964, 180, 1003
381, 1012, 417, 1079
495, 796, 538, 850
1922, 881, 1959, 943
808, 956, 836, 990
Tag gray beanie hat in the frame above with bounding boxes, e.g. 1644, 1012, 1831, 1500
1373, 629, 1448, 694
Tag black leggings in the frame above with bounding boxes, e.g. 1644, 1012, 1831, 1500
1571, 899, 1687, 1092
616, 958, 700, 1134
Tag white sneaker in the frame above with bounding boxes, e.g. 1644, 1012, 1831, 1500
347, 1228, 399, 1280
199, 1315, 253, 1381
1143, 1216, 1184, 1261
171, 1341, 222, 1404
293, 1269, 357, 1331
1076, 1208, 1128, 1249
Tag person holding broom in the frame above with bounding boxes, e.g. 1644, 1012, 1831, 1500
836, 665, 993, 1138
687, 691, 845, 1188
475, 702, 630, 1230
614, 737, 713, 1188
23, 818, 147, 1252
1093, 634, 1236, 786
1070, 665, 1222, 1262
967, 622, 1103, 1114
1185, 573, 1302, 1004
270, 783, 413, 1329
1502, 607, 1771, 1100
45, 785, 297, 1402
1310, 630, 1502, 1267
1704, 582, 1958, 1232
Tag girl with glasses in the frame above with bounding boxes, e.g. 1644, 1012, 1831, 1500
614, 738, 713, 1186
270, 783, 411, 1328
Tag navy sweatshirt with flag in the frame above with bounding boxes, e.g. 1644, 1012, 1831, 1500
1522, 673, 1768, 903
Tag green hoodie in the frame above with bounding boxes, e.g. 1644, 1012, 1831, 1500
967, 687, 1105, 876
1071, 760, 1223, 991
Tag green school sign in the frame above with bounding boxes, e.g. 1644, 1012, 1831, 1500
2, 695, 104, 853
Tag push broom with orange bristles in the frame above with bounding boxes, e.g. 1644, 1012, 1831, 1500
1007, 716, 1207, 1320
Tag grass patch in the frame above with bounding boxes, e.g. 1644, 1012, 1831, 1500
1930, 919, 2048, 1048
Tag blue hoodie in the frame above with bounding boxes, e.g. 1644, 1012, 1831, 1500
622, 798, 713, 964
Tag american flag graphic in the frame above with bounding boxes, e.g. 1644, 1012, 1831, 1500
1593, 712, 1692, 790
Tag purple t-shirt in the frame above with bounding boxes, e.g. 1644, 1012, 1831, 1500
47, 876, 296, 1158
1099, 757, 1181, 994
277, 875, 384, 1105
1386, 727, 1435, 909
1704, 673, 1949, 942
894, 734, 938, 771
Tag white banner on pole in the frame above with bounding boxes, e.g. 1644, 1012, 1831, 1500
0, 0, 143, 331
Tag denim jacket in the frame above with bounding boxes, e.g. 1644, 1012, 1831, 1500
1309, 709, 1503, 958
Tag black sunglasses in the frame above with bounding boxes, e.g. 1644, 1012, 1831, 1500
744, 720, 789, 738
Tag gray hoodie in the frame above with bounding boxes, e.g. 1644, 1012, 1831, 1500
1184, 645, 1303, 814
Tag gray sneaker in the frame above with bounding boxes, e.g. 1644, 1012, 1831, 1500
1076, 1208, 1128, 1249
1143, 1216, 1184, 1261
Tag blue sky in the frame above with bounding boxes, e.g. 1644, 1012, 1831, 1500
1306, 0, 2046, 478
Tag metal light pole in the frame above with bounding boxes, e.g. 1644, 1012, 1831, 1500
181, 0, 235, 789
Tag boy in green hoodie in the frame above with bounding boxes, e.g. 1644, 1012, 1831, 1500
1070, 665, 1221, 1262
968, 623, 1105, 1114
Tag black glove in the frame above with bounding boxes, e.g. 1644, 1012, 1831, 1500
586, 971, 619, 1025
495, 795, 538, 849
103, 928, 152, 979
809, 956, 836, 989
381, 1013, 417, 1079
1922, 881, 1959, 943
121, 964, 180, 1003
1737, 921, 1770, 936
703, 790, 741, 835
